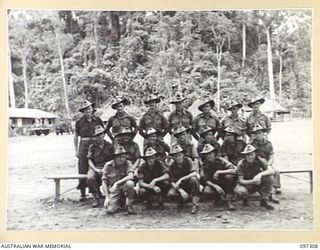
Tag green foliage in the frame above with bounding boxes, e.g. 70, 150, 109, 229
8, 10, 312, 118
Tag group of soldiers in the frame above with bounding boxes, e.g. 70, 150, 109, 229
73, 92, 281, 215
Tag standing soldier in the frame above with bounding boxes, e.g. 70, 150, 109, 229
251, 124, 281, 199
139, 94, 169, 147
221, 127, 247, 166
192, 98, 220, 141
168, 92, 194, 143
74, 100, 104, 201
86, 125, 114, 207
200, 144, 237, 211
143, 128, 170, 162
246, 97, 271, 141
234, 145, 276, 210
106, 97, 138, 142
220, 101, 247, 140
138, 147, 170, 210
167, 144, 200, 214
102, 145, 136, 215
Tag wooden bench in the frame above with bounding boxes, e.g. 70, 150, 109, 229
279, 169, 313, 193
45, 174, 87, 201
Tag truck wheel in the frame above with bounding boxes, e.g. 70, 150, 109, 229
36, 131, 41, 136
43, 130, 49, 136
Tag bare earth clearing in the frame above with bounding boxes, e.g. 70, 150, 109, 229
7, 119, 313, 230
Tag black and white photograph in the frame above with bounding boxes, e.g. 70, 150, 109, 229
6, 9, 313, 230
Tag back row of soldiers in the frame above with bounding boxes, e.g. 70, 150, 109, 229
74, 93, 280, 215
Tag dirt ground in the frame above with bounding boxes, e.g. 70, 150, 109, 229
6, 119, 313, 230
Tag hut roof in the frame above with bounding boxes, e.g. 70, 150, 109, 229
8, 108, 58, 119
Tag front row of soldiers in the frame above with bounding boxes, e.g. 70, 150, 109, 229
85, 124, 279, 215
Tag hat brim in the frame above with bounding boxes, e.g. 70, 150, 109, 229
200, 148, 217, 154
144, 98, 161, 104
251, 128, 267, 134
241, 148, 258, 154
200, 128, 215, 137
169, 150, 185, 156
114, 152, 128, 156
248, 98, 265, 108
173, 128, 190, 138
111, 99, 131, 109
142, 152, 158, 159
170, 97, 187, 104
115, 132, 134, 137
79, 102, 96, 112
226, 103, 243, 111
198, 100, 215, 111
93, 130, 106, 137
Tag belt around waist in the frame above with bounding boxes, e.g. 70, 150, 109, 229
81, 137, 97, 141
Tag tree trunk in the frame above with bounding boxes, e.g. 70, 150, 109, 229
8, 48, 16, 108
93, 12, 101, 67
266, 26, 275, 100
109, 11, 120, 46
279, 54, 282, 104
56, 34, 71, 119
216, 44, 222, 112
242, 22, 246, 68
22, 56, 29, 108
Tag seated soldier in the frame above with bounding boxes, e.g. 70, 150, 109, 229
197, 125, 221, 156
251, 124, 281, 200
138, 147, 170, 210
167, 144, 200, 214
143, 128, 170, 162
102, 146, 136, 215
115, 127, 141, 172
200, 144, 237, 211
221, 126, 247, 166
172, 126, 200, 170
87, 125, 114, 208
234, 145, 276, 210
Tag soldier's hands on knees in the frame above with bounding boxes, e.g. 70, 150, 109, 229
153, 186, 161, 194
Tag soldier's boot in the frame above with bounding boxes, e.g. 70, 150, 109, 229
226, 199, 236, 211
191, 196, 200, 214
146, 197, 153, 210
91, 193, 100, 208
261, 199, 274, 210
269, 193, 280, 204
156, 196, 165, 210
243, 198, 249, 206
79, 189, 87, 202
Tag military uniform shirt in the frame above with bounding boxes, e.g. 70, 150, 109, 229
193, 112, 220, 136
102, 160, 133, 187
237, 157, 268, 180
138, 159, 168, 183
251, 139, 274, 161
168, 109, 193, 131
221, 139, 247, 164
87, 140, 114, 169
75, 116, 103, 137
106, 111, 137, 135
220, 114, 247, 138
179, 139, 199, 159
168, 157, 196, 182
246, 111, 272, 134
139, 111, 169, 137
121, 141, 141, 163
203, 157, 235, 182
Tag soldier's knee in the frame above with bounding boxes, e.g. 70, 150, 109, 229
139, 188, 148, 196
234, 185, 248, 197
203, 186, 214, 196
125, 180, 135, 188
167, 188, 178, 197
190, 176, 199, 184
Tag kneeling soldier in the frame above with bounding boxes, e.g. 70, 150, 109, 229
87, 125, 114, 208
138, 147, 170, 210
167, 144, 200, 214
102, 146, 136, 215
234, 144, 276, 210
200, 144, 237, 211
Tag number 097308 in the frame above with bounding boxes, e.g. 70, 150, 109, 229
300, 244, 318, 248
